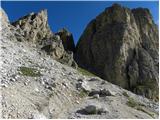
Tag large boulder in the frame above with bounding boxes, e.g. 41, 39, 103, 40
75, 4, 158, 100
79, 104, 108, 115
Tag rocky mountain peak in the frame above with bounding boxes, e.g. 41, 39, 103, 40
12, 9, 52, 43
111, 3, 122, 7
98, 3, 135, 26
37, 9, 48, 17
108, 3, 125, 11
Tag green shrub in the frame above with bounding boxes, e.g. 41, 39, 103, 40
136, 106, 154, 118
122, 91, 129, 97
126, 97, 138, 108
126, 97, 154, 117
19, 66, 41, 77
126, 97, 145, 108
79, 90, 89, 98
77, 67, 97, 77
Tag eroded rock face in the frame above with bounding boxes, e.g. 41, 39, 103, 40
11, 9, 77, 68
75, 4, 159, 100
12, 9, 52, 43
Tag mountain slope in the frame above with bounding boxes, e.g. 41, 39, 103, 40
0, 8, 159, 119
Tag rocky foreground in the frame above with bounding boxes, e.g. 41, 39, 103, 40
0, 4, 159, 119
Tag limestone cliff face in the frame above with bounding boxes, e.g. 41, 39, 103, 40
75, 4, 159, 100
12, 9, 52, 43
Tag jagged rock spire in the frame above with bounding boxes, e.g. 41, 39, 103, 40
12, 9, 53, 43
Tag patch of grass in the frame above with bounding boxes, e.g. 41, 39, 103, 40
136, 106, 154, 118
19, 66, 41, 77
126, 97, 138, 108
126, 97, 154, 118
135, 84, 158, 101
126, 97, 146, 108
122, 91, 129, 97
77, 67, 97, 77
79, 90, 89, 98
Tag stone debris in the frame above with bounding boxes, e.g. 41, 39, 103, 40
76, 80, 91, 92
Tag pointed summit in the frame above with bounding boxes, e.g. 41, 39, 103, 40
12, 9, 52, 43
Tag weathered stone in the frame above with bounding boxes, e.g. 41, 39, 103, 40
76, 80, 91, 92
100, 89, 116, 96
11, 10, 77, 68
12, 9, 52, 43
89, 89, 115, 97
92, 94, 100, 99
88, 90, 99, 96
41, 38, 65, 60
97, 107, 108, 114
83, 104, 108, 115
84, 105, 97, 114
58, 51, 78, 69
89, 78, 99, 81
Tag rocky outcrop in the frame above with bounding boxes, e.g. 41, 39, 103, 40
75, 4, 159, 100
11, 9, 77, 68
12, 9, 52, 43
56, 28, 76, 52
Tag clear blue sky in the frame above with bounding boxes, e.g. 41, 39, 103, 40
2, 1, 159, 44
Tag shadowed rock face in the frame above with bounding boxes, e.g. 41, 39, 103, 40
56, 28, 76, 53
75, 4, 159, 100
